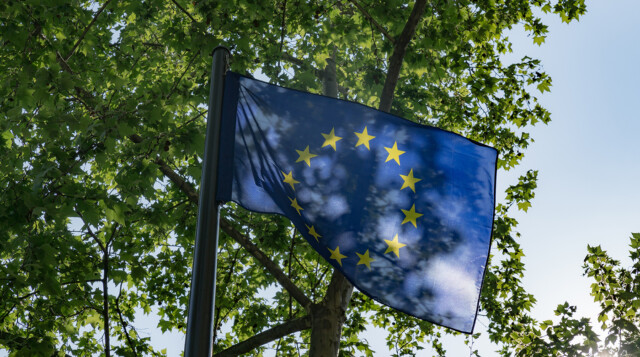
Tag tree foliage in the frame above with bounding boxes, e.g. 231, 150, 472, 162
0, 0, 587, 356
503, 233, 640, 357
583, 233, 640, 355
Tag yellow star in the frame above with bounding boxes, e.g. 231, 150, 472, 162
328, 246, 347, 266
321, 127, 342, 151
295, 146, 317, 166
306, 224, 322, 241
400, 169, 422, 193
356, 249, 375, 269
281, 170, 300, 191
384, 234, 407, 258
289, 197, 303, 215
384, 141, 405, 165
401, 204, 423, 228
354, 127, 375, 150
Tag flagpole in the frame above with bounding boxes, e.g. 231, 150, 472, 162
184, 45, 230, 357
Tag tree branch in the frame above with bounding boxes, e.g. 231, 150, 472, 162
287, 229, 296, 318
281, 53, 325, 80
278, 0, 288, 69
213, 316, 311, 357
280, 53, 349, 97
115, 288, 139, 357
170, 0, 197, 24
102, 242, 111, 357
128, 134, 200, 204
323, 54, 338, 98
75, 207, 107, 254
0, 332, 73, 357
348, 0, 395, 43
56, 50, 74, 74
106, 223, 119, 247
220, 219, 313, 310
379, 0, 427, 112
66, 0, 114, 61
166, 50, 201, 100
155, 158, 200, 203
214, 247, 243, 341
127, 134, 314, 310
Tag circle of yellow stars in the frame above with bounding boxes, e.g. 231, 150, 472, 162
282, 126, 423, 270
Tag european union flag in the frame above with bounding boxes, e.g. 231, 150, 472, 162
216, 72, 497, 333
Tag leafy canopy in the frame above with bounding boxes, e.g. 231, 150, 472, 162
0, 0, 586, 355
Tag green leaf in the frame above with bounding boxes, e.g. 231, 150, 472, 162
2, 130, 13, 148
85, 311, 102, 328
537, 78, 552, 93
517, 201, 532, 212
105, 204, 126, 225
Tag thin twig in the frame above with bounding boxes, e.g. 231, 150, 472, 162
214, 246, 242, 341
75, 208, 106, 253
278, 0, 287, 69
170, 0, 197, 23
66, 0, 115, 60
348, 0, 395, 43
287, 228, 296, 318
102, 243, 111, 357
115, 287, 139, 357
106, 223, 119, 247
280, 53, 350, 97
220, 219, 313, 311
166, 50, 201, 100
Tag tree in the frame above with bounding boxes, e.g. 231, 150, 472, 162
498, 233, 640, 357
583, 233, 640, 355
0, 0, 586, 356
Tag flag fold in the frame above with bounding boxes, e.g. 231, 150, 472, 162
217, 72, 497, 333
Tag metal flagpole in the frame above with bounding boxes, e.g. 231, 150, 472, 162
184, 46, 230, 357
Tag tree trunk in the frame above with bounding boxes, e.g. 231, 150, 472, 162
309, 272, 354, 357
308, 56, 355, 357
379, 0, 427, 112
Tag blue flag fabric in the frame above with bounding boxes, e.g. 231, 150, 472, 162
216, 72, 497, 333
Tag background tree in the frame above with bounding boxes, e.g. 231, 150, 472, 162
498, 233, 640, 357
0, 0, 586, 355
583, 233, 640, 355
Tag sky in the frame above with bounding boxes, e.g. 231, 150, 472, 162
3, 1, 638, 356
